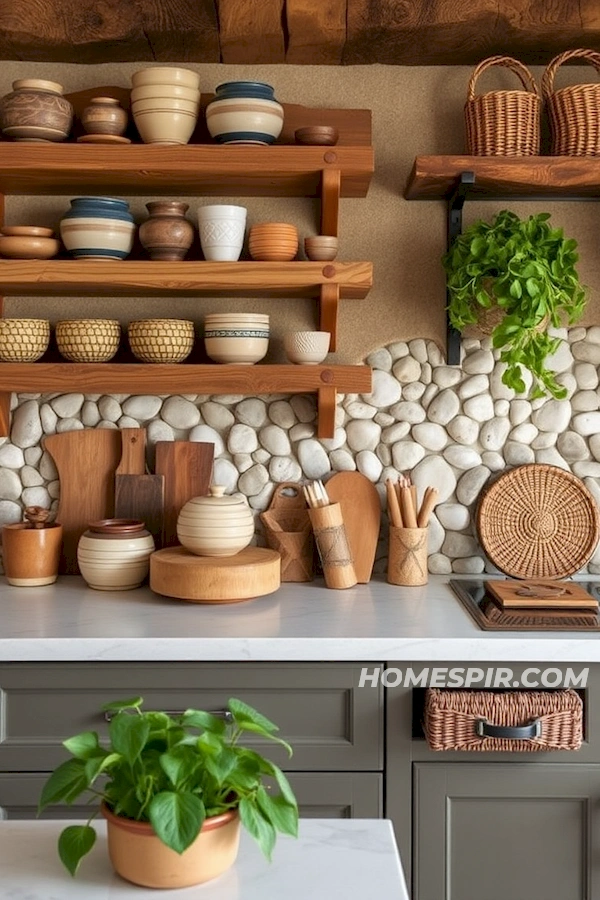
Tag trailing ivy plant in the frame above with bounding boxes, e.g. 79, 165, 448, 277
38, 696, 298, 876
442, 209, 586, 399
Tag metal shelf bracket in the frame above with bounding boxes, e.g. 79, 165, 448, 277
446, 170, 475, 365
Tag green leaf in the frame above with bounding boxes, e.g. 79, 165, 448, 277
180, 710, 227, 734
58, 825, 96, 877
269, 764, 298, 810
109, 713, 150, 765
149, 791, 206, 854
101, 696, 143, 713
228, 698, 279, 733
84, 752, 121, 785
38, 759, 88, 812
239, 797, 276, 860
159, 749, 196, 789
256, 786, 298, 836
233, 721, 293, 756
63, 731, 105, 760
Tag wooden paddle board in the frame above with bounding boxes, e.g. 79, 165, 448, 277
114, 428, 164, 543
325, 471, 381, 582
155, 441, 214, 548
43, 428, 122, 575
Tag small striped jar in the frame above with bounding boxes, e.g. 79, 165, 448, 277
60, 197, 135, 261
206, 82, 284, 145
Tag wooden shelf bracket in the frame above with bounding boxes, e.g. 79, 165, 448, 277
319, 281, 340, 351
321, 166, 341, 237
317, 382, 337, 439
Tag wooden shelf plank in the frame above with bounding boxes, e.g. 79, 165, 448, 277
405, 156, 600, 200
0, 145, 374, 197
0, 260, 372, 298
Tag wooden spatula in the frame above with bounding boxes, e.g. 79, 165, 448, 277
43, 428, 123, 575
114, 428, 164, 544
155, 441, 214, 548
325, 471, 381, 583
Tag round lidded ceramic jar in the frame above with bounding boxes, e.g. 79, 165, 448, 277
0, 79, 73, 141
81, 97, 128, 136
60, 196, 135, 260
206, 81, 283, 145
177, 485, 254, 557
77, 519, 155, 590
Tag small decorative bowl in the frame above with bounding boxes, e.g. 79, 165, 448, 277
204, 314, 269, 365
128, 319, 195, 363
0, 318, 50, 362
56, 319, 121, 362
294, 126, 339, 146
248, 223, 298, 262
284, 330, 330, 365
130, 84, 200, 103
0, 226, 60, 260
131, 67, 201, 90
304, 235, 338, 261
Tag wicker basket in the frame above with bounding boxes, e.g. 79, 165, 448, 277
465, 55, 541, 156
0, 318, 50, 362
542, 48, 600, 156
128, 319, 194, 364
477, 464, 600, 579
423, 688, 583, 752
56, 319, 120, 363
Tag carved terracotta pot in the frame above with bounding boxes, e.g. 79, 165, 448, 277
139, 201, 195, 261
0, 79, 73, 142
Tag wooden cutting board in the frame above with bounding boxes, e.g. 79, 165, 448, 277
325, 471, 381, 583
114, 428, 164, 543
150, 546, 280, 602
43, 428, 122, 575
486, 579, 598, 609
155, 441, 214, 548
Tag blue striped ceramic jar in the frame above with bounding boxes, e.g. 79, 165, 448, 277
60, 197, 136, 260
206, 82, 284, 145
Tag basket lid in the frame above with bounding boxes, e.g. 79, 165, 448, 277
476, 464, 600, 579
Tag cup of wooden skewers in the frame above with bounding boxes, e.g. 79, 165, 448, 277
303, 479, 357, 590
385, 476, 438, 587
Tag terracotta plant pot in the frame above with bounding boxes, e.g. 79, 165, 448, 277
102, 802, 240, 888
2, 522, 63, 586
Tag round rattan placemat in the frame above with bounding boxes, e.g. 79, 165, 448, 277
476, 463, 600, 579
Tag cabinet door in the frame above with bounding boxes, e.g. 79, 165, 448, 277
0, 772, 382, 820
413, 762, 600, 900
0, 662, 383, 772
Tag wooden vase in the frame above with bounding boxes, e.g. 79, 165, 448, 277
2, 522, 63, 586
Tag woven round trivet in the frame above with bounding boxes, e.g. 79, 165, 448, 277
476, 464, 600, 579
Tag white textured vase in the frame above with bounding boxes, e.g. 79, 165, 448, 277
177, 485, 254, 557
197, 204, 247, 261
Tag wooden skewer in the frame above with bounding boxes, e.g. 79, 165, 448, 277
386, 479, 403, 527
417, 486, 439, 527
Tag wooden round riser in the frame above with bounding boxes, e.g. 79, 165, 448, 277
150, 546, 281, 603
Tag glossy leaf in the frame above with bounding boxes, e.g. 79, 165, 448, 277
149, 791, 206, 854
58, 825, 96, 877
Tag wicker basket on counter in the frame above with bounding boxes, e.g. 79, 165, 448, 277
423, 688, 583, 752
542, 48, 600, 156
465, 55, 541, 156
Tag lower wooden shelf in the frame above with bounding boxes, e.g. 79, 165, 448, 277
0, 363, 372, 439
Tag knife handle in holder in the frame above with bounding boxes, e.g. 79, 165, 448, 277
308, 502, 357, 589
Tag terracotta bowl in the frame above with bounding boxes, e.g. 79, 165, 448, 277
0, 318, 50, 362
304, 235, 339, 261
249, 223, 298, 261
294, 126, 339, 146
0, 226, 60, 259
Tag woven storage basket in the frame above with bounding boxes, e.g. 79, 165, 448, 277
542, 48, 600, 156
0, 318, 49, 362
128, 319, 194, 363
465, 55, 541, 156
477, 463, 600, 579
56, 318, 120, 362
423, 688, 583, 752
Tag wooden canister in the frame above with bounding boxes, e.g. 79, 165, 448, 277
308, 503, 357, 589
387, 526, 428, 586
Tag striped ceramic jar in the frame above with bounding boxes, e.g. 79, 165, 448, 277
60, 197, 135, 260
206, 82, 284, 145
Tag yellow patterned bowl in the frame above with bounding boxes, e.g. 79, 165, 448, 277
0, 318, 50, 362
56, 319, 121, 362
128, 318, 195, 363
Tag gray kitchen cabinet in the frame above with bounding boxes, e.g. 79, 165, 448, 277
0, 771, 382, 820
412, 762, 600, 900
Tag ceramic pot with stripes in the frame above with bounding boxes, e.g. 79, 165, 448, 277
60, 197, 135, 260
206, 81, 284, 145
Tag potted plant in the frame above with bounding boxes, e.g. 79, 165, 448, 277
442, 209, 587, 399
38, 695, 299, 889
2, 505, 62, 585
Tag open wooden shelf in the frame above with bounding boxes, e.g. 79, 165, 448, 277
0, 364, 372, 439
405, 155, 600, 200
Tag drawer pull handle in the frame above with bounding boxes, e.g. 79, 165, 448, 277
475, 717, 542, 740
103, 707, 233, 723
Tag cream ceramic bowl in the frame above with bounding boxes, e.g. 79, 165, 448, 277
133, 108, 198, 145
77, 527, 154, 590
204, 314, 269, 365
177, 485, 254, 557
130, 84, 200, 103
284, 330, 331, 365
131, 67, 201, 90
131, 97, 200, 115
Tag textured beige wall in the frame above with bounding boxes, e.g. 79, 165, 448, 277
3, 62, 599, 363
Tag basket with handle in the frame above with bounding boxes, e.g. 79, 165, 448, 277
259, 482, 314, 582
542, 48, 600, 156
465, 55, 541, 156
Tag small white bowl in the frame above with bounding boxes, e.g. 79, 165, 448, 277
284, 330, 330, 365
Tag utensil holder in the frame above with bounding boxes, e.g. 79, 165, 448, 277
387, 526, 428, 586
260, 482, 314, 582
308, 503, 357, 589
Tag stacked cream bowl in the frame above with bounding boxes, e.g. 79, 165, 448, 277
131, 67, 201, 145
204, 313, 269, 364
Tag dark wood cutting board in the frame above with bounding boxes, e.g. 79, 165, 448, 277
114, 428, 164, 543
155, 441, 214, 548
325, 471, 381, 583
43, 428, 122, 575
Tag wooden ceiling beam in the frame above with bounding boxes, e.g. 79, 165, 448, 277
286, 0, 346, 65
216, 0, 285, 63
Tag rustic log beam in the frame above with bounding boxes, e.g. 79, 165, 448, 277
216, 0, 285, 63
0, 0, 219, 63
286, 0, 346, 64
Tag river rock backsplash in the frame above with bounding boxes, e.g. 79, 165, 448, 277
2, 325, 600, 575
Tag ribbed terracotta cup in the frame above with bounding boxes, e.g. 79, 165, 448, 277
2, 522, 63, 586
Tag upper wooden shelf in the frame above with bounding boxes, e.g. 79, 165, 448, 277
405, 156, 600, 200
0, 144, 374, 198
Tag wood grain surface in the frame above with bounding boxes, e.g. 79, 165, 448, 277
325, 471, 381, 583
43, 429, 122, 575
114, 429, 164, 542
155, 442, 214, 548
150, 546, 281, 601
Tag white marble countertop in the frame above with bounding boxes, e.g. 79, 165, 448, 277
0, 818, 408, 899
0, 574, 599, 662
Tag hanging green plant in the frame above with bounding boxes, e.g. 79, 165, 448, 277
442, 209, 586, 399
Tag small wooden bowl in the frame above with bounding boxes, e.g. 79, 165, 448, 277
0, 226, 59, 260
304, 235, 338, 261
294, 126, 339, 146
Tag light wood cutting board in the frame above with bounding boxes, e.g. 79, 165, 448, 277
43, 428, 122, 575
155, 441, 214, 548
325, 471, 381, 582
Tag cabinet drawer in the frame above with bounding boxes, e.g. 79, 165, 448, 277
0, 662, 383, 771
0, 772, 383, 820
